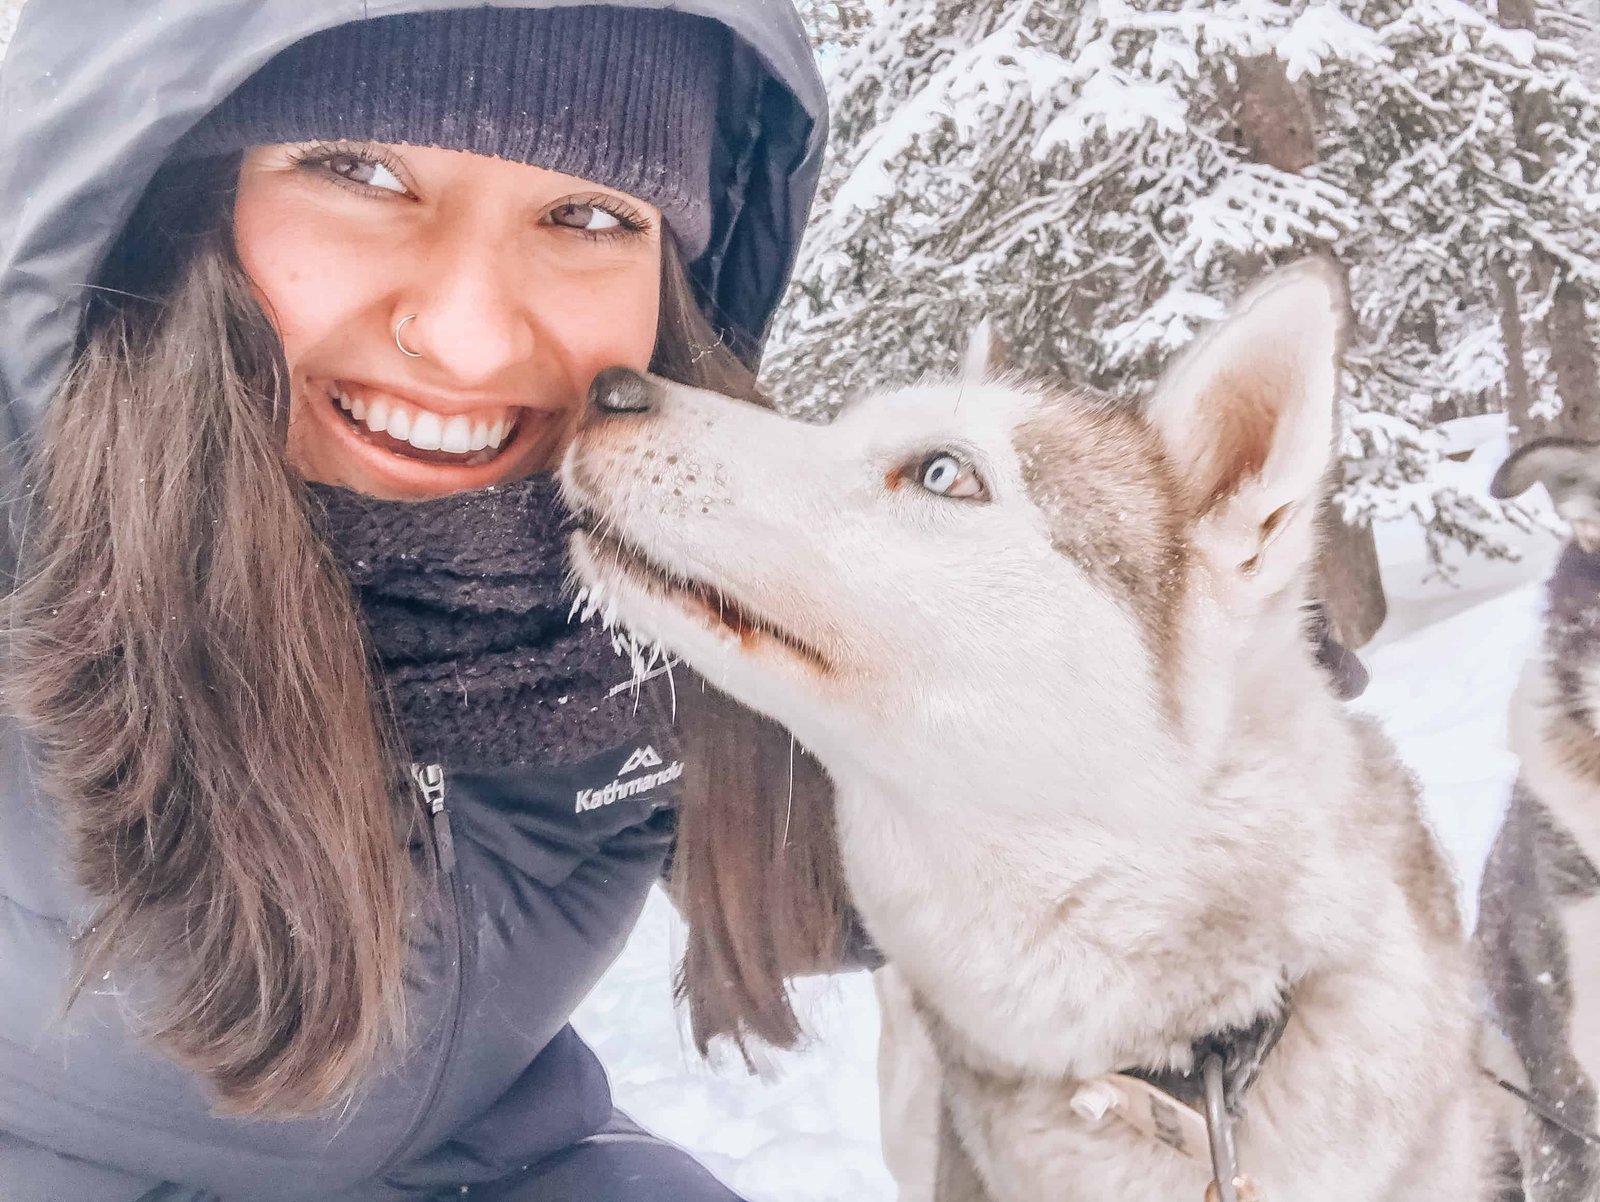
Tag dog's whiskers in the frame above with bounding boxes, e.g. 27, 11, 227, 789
782, 732, 797, 849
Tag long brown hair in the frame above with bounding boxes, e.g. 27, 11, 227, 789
654, 240, 856, 1058
7, 154, 851, 1117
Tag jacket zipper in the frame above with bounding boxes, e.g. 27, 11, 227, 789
413, 762, 456, 875
375, 763, 467, 1178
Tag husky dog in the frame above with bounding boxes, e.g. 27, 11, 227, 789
1479, 437, 1600, 1200
560, 262, 1498, 1201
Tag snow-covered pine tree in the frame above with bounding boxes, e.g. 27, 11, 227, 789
1324, 0, 1600, 567
797, 0, 872, 51
1489, 0, 1600, 444
1570, 0, 1600, 77
765, 0, 1600, 602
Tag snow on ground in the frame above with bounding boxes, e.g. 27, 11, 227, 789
1357, 516, 1560, 930
572, 892, 893, 1200
574, 470, 1570, 1202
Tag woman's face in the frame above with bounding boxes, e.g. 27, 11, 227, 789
234, 141, 663, 500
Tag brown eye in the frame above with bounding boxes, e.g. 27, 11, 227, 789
919, 452, 989, 501
325, 154, 405, 193
550, 201, 623, 233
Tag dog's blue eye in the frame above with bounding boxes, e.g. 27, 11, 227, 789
918, 453, 989, 501
923, 456, 960, 492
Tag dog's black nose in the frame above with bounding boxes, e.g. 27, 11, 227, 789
589, 366, 656, 416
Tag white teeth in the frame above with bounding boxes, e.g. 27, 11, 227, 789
386, 406, 411, 440
334, 384, 519, 458
440, 415, 473, 454
408, 410, 444, 451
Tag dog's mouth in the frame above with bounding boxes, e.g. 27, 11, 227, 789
571, 507, 832, 674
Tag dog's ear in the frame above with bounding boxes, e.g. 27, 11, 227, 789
960, 319, 1005, 382
1145, 258, 1346, 591
1492, 437, 1600, 552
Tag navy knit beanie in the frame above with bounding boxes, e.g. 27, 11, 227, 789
177, 6, 725, 258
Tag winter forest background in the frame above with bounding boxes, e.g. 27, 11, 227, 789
781, 0, 1600, 651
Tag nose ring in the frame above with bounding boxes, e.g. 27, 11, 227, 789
394, 314, 422, 359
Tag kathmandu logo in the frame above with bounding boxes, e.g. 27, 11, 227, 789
619, 745, 665, 774
575, 745, 684, 814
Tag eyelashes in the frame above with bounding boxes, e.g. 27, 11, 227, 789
287, 140, 656, 242
548, 193, 655, 241
290, 140, 411, 195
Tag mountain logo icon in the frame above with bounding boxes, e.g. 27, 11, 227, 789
619, 745, 665, 775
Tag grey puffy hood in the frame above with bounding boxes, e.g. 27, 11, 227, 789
0, 0, 827, 456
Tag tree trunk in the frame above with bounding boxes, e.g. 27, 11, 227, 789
1231, 54, 1388, 647
1495, 258, 1538, 441
1232, 56, 1318, 172
1498, 0, 1600, 443
1544, 276, 1600, 439
1315, 494, 1389, 649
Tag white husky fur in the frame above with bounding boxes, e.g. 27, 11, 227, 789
560, 261, 1498, 1200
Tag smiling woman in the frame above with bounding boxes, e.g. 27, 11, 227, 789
0, 4, 841, 1201
235, 142, 666, 499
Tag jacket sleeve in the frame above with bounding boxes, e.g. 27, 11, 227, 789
468, 1110, 746, 1202
0, 1130, 198, 1202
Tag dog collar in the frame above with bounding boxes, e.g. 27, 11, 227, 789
1069, 1000, 1291, 1202
1124, 1004, 1291, 1117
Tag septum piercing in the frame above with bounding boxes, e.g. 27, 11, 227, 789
395, 314, 422, 359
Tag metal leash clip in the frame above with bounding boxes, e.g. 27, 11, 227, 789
1069, 1060, 1266, 1202
1201, 1052, 1262, 1202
